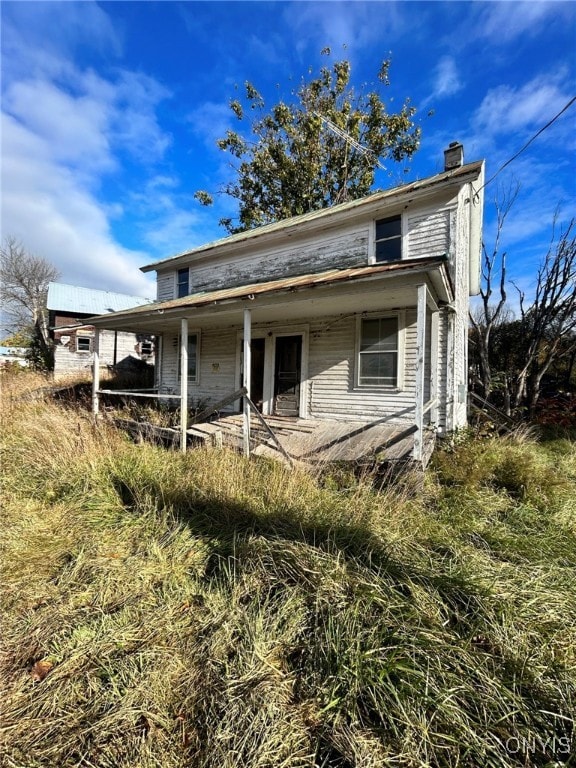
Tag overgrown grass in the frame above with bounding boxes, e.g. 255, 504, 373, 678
1, 370, 575, 767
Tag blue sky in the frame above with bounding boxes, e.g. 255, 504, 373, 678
1, 1, 575, 302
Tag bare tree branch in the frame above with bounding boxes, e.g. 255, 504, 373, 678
0, 236, 60, 349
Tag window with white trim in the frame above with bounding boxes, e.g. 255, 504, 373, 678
176, 332, 199, 382
177, 268, 189, 298
140, 340, 154, 358
375, 215, 402, 262
76, 336, 91, 353
358, 316, 399, 387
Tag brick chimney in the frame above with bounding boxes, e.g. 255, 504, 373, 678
444, 141, 464, 171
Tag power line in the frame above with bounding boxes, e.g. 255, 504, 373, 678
475, 95, 576, 198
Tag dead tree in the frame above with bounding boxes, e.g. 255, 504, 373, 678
469, 185, 519, 402
0, 236, 60, 360
513, 217, 576, 414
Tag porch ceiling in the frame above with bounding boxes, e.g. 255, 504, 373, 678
88, 258, 452, 334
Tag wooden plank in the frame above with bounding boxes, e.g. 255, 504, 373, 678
98, 389, 181, 400
190, 387, 247, 424
414, 284, 427, 462
180, 318, 188, 454
246, 396, 294, 467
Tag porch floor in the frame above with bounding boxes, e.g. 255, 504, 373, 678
188, 413, 434, 466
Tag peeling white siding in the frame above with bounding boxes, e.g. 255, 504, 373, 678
406, 208, 452, 259
54, 330, 153, 376
160, 329, 238, 406
188, 228, 369, 295
307, 311, 418, 423
157, 272, 174, 302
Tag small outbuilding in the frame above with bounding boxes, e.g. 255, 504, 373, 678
47, 282, 155, 377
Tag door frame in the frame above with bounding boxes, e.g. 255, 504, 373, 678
236, 324, 309, 418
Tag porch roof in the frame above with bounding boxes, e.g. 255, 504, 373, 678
88, 256, 452, 333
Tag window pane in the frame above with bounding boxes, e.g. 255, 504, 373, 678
359, 352, 398, 386
188, 335, 197, 378
375, 216, 401, 241
359, 316, 399, 387
177, 268, 189, 298
375, 236, 401, 262
360, 317, 397, 352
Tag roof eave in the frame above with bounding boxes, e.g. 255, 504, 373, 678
140, 161, 484, 273
89, 258, 451, 330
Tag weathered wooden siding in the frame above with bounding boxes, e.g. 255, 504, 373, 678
406, 207, 452, 260
53, 329, 153, 377
436, 308, 449, 432
160, 328, 238, 407
450, 186, 472, 429
307, 311, 418, 424
156, 201, 457, 300
158, 308, 431, 425
157, 272, 174, 302
188, 227, 369, 294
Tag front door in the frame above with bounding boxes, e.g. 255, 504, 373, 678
250, 337, 265, 412
273, 335, 302, 416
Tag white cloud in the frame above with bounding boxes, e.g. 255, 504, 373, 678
433, 56, 463, 99
474, 75, 570, 137
476, 1, 570, 44
421, 56, 463, 109
1, 1, 122, 81
0, 4, 173, 297
188, 100, 234, 149
282, 1, 407, 60
1, 112, 154, 297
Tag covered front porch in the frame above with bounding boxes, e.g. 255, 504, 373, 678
89, 260, 451, 467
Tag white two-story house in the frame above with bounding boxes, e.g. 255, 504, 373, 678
89, 143, 484, 465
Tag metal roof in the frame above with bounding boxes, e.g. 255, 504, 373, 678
90, 257, 449, 328
141, 160, 484, 273
47, 282, 153, 315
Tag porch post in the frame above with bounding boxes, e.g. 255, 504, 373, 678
155, 334, 163, 389
414, 284, 427, 462
243, 308, 251, 457
180, 318, 188, 454
430, 309, 439, 426
91, 329, 100, 417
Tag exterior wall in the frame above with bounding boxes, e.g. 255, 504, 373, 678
150, 180, 478, 434
307, 310, 418, 424
53, 326, 154, 376
436, 308, 450, 433
157, 201, 456, 301
406, 206, 452, 260
159, 309, 429, 425
159, 328, 238, 407
446, 185, 473, 430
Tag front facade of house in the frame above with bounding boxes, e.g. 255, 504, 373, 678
90, 147, 484, 460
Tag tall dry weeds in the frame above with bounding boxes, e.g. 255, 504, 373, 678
1, 369, 575, 767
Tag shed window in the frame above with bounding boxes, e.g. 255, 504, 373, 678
140, 340, 154, 358
177, 268, 189, 298
375, 216, 402, 262
77, 336, 91, 353
358, 317, 398, 387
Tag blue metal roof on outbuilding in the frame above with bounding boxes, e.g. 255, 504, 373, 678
47, 282, 152, 315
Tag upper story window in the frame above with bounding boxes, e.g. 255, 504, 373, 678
375, 215, 402, 262
177, 268, 190, 298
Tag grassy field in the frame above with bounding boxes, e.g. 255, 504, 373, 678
1, 370, 575, 767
